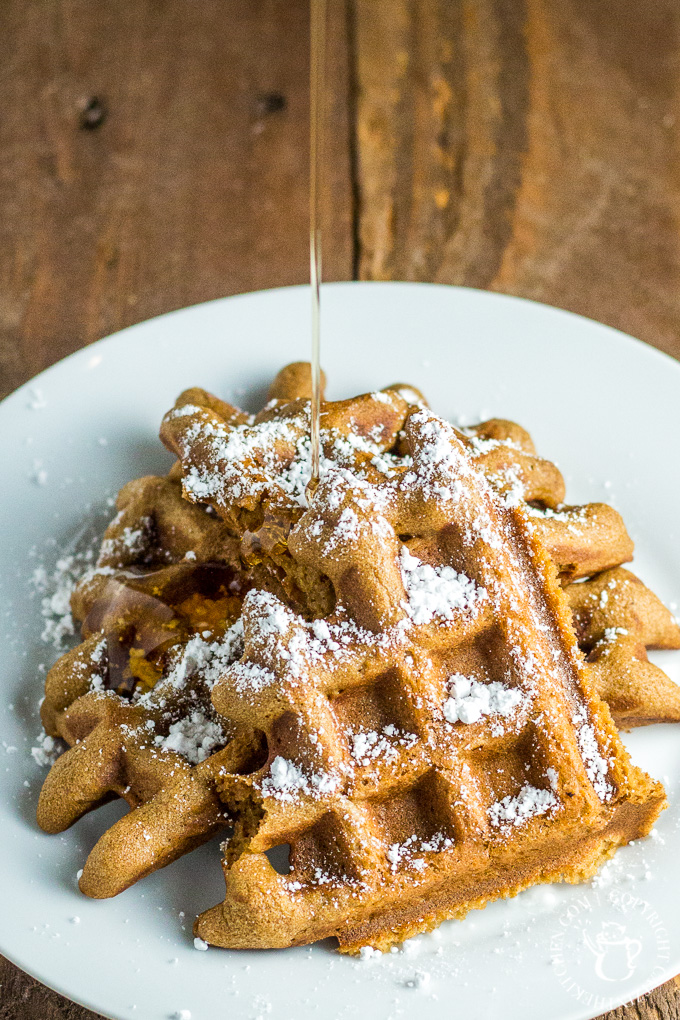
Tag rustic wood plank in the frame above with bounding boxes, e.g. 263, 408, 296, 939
0, 955, 103, 1019
597, 978, 680, 1020
352, 0, 680, 360
0, 0, 353, 402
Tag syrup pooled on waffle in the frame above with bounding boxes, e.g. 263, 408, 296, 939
161, 363, 680, 729
37, 473, 265, 897
195, 409, 664, 952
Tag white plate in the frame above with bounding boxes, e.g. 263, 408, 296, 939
1, 283, 680, 1020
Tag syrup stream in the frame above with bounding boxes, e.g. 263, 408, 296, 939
309, 0, 326, 485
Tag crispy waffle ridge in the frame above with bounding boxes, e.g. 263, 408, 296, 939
196, 410, 664, 953
567, 568, 680, 728
37, 473, 265, 897
161, 363, 680, 729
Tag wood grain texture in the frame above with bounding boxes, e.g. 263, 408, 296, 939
0, 955, 103, 1019
0, 0, 353, 401
596, 979, 680, 1020
352, 0, 680, 359
2, 1, 680, 1018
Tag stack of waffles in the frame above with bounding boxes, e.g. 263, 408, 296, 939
36, 363, 680, 951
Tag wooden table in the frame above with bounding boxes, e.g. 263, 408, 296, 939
1, 2, 679, 1017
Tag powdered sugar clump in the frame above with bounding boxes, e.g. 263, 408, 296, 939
260, 755, 339, 802
359, 945, 382, 960
443, 674, 524, 725
400, 549, 486, 625
31, 731, 64, 767
155, 711, 225, 764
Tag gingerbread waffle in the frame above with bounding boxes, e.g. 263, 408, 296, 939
161, 363, 680, 729
462, 419, 680, 725
70, 472, 241, 620
160, 368, 628, 602
567, 567, 680, 728
35, 368, 679, 901
37, 474, 263, 897
196, 410, 663, 953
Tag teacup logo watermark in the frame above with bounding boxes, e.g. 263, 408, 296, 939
549, 888, 671, 1014
583, 921, 641, 982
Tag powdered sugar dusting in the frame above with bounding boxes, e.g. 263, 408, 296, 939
155, 711, 226, 764
572, 705, 613, 801
386, 832, 454, 873
488, 784, 558, 829
349, 725, 417, 766
170, 397, 409, 514
144, 619, 244, 700
260, 755, 340, 802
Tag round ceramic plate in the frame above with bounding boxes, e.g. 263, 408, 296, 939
1, 283, 679, 1020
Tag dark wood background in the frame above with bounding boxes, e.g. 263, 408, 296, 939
1, 1, 679, 1018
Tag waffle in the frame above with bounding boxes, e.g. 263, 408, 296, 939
70, 473, 241, 620
37, 474, 263, 898
161, 363, 680, 729
196, 409, 663, 952
567, 567, 680, 728
35, 367, 678, 901
160, 371, 628, 606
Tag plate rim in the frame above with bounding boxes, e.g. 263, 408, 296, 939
2, 281, 679, 410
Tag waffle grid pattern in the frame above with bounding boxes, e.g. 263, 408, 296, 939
196, 411, 662, 951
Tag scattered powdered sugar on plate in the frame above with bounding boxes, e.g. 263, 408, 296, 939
27, 386, 47, 410
30, 731, 64, 767
31, 552, 94, 649
403, 969, 431, 989
26, 503, 115, 766
30, 460, 48, 486
28, 506, 113, 652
